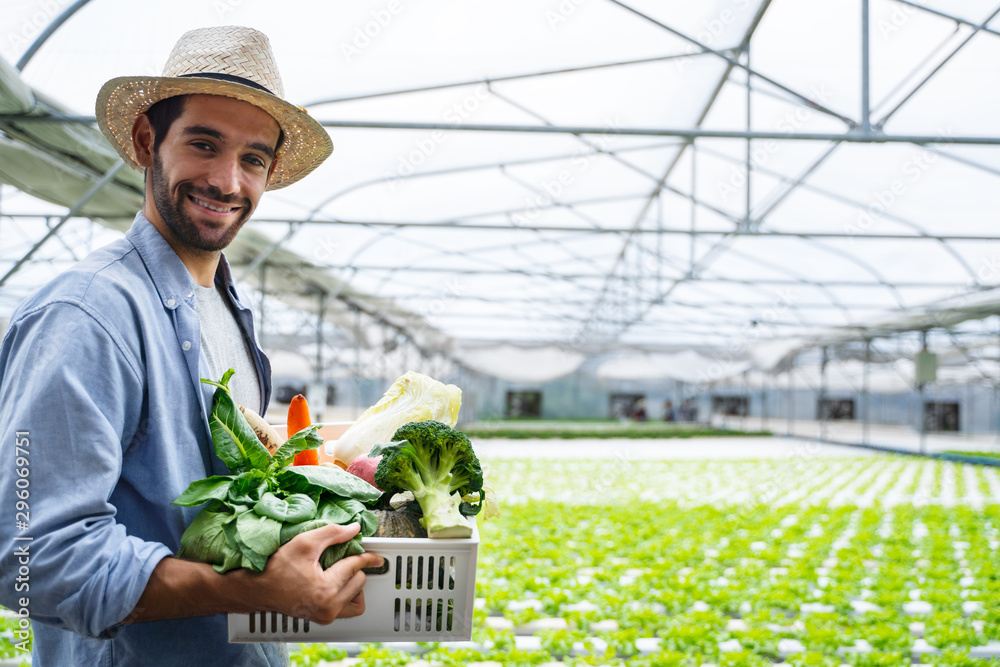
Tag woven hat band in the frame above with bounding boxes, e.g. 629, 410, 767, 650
178, 72, 274, 95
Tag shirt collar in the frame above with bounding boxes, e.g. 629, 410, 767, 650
126, 211, 238, 311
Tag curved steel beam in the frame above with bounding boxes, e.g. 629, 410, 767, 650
16, 0, 93, 71
604, 0, 856, 126
697, 144, 984, 284
877, 4, 1000, 126
305, 53, 698, 107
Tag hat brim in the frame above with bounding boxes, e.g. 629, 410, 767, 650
95, 75, 332, 191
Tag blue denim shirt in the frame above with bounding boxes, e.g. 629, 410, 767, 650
0, 213, 285, 666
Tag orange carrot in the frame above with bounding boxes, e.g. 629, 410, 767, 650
288, 394, 319, 465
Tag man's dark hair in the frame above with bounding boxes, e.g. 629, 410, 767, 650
145, 96, 186, 153
144, 95, 285, 155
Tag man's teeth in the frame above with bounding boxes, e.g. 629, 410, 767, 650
191, 196, 236, 213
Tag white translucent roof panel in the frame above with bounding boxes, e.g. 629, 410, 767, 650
0, 0, 998, 377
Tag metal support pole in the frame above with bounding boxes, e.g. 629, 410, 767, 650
787, 356, 795, 437
315, 291, 326, 384
314, 291, 326, 421
353, 306, 362, 412
966, 381, 973, 439
820, 347, 829, 441
689, 141, 697, 277
861, 0, 871, 133
258, 263, 267, 349
0, 162, 124, 288
863, 338, 871, 445
996, 324, 1000, 446
745, 44, 753, 228
761, 381, 768, 433
919, 330, 928, 455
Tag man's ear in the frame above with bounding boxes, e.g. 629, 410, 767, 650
266, 157, 279, 186
132, 113, 155, 168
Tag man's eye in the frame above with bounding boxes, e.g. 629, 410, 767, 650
245, 156, 266, 168
192, 141, 214, 151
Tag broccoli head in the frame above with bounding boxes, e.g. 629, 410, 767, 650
372, 420, 483, 538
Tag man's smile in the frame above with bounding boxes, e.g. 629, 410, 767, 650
188, 194, 242, 215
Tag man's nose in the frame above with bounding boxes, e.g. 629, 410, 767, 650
206, 155, 241, 196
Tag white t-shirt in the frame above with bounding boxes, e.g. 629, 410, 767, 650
194, 282, 262, 414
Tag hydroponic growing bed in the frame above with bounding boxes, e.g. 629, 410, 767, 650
6, 456, 1000, 666
288, 455, 1000, 666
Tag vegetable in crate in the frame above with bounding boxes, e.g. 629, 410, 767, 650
371, 500, 427, 538
332, 371, 462, 469
346, 455, 381, 489
287, 394, 319, 465
372, 420, 484, 539
173, 369, 381, 573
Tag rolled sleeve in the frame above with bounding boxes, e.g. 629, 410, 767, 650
0, 301, 168, 638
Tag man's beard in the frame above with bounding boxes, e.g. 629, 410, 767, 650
151, 152, 252, 252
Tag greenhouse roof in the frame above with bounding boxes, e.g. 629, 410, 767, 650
1, 0, 999, 382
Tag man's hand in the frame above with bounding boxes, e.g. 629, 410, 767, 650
248, 522, 383, 623
123, 522, 384, 625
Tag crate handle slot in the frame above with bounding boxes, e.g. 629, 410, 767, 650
362, 556, 391, 576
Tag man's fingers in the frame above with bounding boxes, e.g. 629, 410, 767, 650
287, 522, 361, 560
357, 551, 385, 570
327, 570, 368, 619
325, 551, 384, 582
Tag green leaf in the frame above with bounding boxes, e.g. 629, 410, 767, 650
222, 510, 268, 573
213, 545, 246, 574
276, 466, 382, 503
172, 475, 235, 507
316, 496, 357, 526
177, 507, 236, 565
369, 440, 405, 458
254, 491, 317, 523
270, 425, 324, 468
356, 508, 379, 537
202, 370, 272, 473
319, 536, 366, 569
236, 509, 283, 559
227, 469, 268, 505
279, 518, 330, 545
200, 368, 235, 392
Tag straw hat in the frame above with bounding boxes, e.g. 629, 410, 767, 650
96, 26, 332, 190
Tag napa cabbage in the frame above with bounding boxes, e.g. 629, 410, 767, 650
330, 371, 462, 468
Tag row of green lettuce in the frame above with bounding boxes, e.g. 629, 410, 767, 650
289, 456, 1000, 665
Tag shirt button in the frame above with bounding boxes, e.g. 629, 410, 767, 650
167, 298, 176, 308
182, 340, 192, 351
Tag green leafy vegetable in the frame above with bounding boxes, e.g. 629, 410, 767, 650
271, 427, 324, 467
227, 469, 268, 505
201, 369, 272, 474
276, 465, 383, 503
174, 369, 380, 573
172, 475, 234, 507
177, 508, 233, 567
254, 492, 317, 523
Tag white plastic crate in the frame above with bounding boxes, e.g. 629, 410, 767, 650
228, 521, 479, 643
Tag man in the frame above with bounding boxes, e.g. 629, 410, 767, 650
0, 26, 381, 666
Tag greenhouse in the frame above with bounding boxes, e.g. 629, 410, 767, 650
1, 0, 1000, 665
